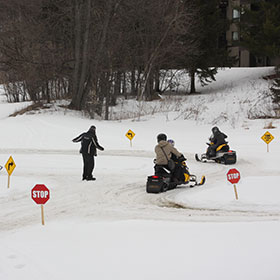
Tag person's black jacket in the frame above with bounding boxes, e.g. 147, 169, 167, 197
210, 131, 228, 149
72, 130, 104, 156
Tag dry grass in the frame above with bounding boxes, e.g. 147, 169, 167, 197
9, 102, 51, 117
264, 121, 276, 129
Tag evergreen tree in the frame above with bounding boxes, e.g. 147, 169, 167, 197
270, 66, 280, 106
270, 79, 280, 104
184, 0, 234, 93
240, 0, 280, 63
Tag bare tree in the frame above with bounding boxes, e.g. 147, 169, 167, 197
0, 0, 72, 102
0, 0, 200, 117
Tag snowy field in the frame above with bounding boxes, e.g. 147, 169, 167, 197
0, 67, 280, 280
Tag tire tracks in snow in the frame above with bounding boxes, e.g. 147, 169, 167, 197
0, 150, 279, 233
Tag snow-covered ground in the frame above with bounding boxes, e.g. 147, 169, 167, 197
0, 68, 280, 280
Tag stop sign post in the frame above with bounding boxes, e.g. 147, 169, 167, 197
31, 184, 50, 225
227, 168, 240, 200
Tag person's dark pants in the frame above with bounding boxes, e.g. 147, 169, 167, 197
206, 146, 216, 158
173, 164, 187, 183
82, 153, 95, 179
206, 145, 229, 158
154, 164, 180, 188
154, 164, 170, 177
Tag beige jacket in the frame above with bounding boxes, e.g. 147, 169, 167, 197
154, 140, 182, 165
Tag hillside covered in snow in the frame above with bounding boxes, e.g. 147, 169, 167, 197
0, 67, 279, 280
109, 67, 277, 125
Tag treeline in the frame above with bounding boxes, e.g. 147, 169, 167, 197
240, 0, 280, 66
240, 0, 280, 112
0, 0, 231, 118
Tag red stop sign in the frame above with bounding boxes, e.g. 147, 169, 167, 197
31, 184, 50, 204
227, 168, 240, 184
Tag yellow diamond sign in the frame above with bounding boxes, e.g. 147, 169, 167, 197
261, 131, 274, 144
5, 156, 16, 175
125, 129, 135, 140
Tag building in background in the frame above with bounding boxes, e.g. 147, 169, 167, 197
225, 0, 250, 66
221, 0, 279, 67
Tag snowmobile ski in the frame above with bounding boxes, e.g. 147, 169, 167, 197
189, 175, 206, 188
195, 151, 236, 165
195, 153, 207, 163
195, 153, 201, 162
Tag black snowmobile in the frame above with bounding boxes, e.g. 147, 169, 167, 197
195, 143, 237, 164
146, 160, 205, 194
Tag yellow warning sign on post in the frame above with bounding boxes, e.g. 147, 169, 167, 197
261, 131, 274, 152
261, 131, 274, 144
126, 129, 135, 140
125, 129, 135, 147
5, 156, 16, 188
5, 156, 16, 175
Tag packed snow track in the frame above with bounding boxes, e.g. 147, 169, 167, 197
0, 149, 279, 232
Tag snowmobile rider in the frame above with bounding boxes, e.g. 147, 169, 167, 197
206, 126, 229, 158
168, 139, 190, 183
72, 125, 104, 181
154, 133, 185, 177
168, 139, 182, 162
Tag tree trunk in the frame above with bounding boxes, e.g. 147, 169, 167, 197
131, 68, 136, 96
77, 0, 91, 108
70, 0, 82, 109
70, 0, 91, 110
123, 72, 127, 99
189, 69, 196, 94
113, 71, 121, 103
154, 69, 160, 93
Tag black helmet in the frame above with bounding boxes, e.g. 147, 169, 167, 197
88, 125, 96, 134
212, 126, 219, 134
157, 133, 167, 142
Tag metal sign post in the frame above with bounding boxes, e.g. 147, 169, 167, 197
125, 129, 136, 147
261, 131, 274, 152
5, 156, 16, 188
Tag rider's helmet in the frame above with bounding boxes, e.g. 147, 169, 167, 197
157, 133, 167, 142
212, 126, 219, 135
89, 125, 96, 131
167, 139, 175, 147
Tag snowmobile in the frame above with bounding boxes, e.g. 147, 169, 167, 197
195, 143, 237, 164
146, 160, 205, 194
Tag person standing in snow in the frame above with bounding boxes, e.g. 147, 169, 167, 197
72, 125, 104, 181
206, 126, 229, 158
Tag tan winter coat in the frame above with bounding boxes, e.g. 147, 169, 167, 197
154, 140, 182, 165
